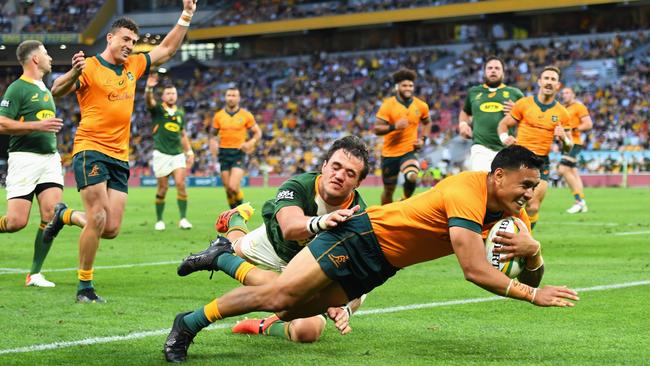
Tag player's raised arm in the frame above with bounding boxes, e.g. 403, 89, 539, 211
144, 74, 158, 109
449, 226, 578, 307
148, 0, 197, 66
51, 51, 85, 97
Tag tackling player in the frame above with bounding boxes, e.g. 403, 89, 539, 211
374, 68, 432, 204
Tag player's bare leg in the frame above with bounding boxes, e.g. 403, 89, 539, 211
559, 165, 587, 213
381, 181, 397, 205
1, 198, 32, 232
227, 167, 246, 207
220, 169, 236, 207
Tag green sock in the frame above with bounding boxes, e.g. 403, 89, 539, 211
78, 280, 94, 291
214, 253, 246, 279
177, 197, 187, 219
265, 320, 290, 339
30, 221, 51, 274
183, 309, 209, 333
155, 195, 165, 221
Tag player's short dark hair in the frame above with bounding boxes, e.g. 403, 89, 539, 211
392, 68, 417, 84
16, 40, 43, 65
484, 56, 505, 71
540, 66, 561, 79
491, 145, 544, 173
162, 84, 176, 91
322, 135, 370, 181
110, 17, 139, 35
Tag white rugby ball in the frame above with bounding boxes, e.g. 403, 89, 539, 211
485, 217, 527, 278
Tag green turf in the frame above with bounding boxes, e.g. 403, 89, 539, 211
1, 185, 649, 365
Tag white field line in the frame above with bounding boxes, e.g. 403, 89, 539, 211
0, 261, 179, 275
543, 221, 620, 226
612, 230, 650, 236
0, 279, 648, 356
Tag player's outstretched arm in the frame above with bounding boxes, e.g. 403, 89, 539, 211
0, 116, 63, 134
149, 0, 197, 66
449, 226, 578, 307
276, 205, 360, 241
51, 51, 85, 97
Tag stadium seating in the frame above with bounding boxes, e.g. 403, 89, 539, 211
0, 0, 103, 33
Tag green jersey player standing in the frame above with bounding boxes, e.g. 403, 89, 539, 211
173, 136, 369, 348
0, 40, 85, 287
459, 56, 524, 171
145, 73, 194, 231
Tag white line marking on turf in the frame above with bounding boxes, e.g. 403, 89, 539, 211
0, 261, 178, 275
0, 279, 648, 356
543, 221, 619, 226
612, 230, 650, 236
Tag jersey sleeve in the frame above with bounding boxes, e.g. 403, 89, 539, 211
376, 100, 391, 123
0, 84, 22, 119
510, 98, 526, 121
515, 208, 532, 232
462, 92, 472, 115
420, 100, 430, 120
512, 88, 525, 101
245, 111, 256, 128
444, 186, 485, 234
75, 64, 91, 91
576, 103, 589, 118
130, 53, 151, 80
272, 178, 308, 216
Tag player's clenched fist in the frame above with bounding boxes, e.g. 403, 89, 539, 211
183, 0, 197, 14
35, 118, 64, 133
71, 51, 85, 74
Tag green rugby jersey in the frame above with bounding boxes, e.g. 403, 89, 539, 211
0, 76, 57, 154
262, 172, 367, 263
463, 84, 524, 151
149, 103, 185, 155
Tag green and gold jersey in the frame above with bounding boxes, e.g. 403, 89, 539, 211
149, 103, 185, 155
262, 172, 367, 263
0, 76, 57, 154
463, 84, 524, 151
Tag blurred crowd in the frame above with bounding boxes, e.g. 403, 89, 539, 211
205, 0, 478, 27
0, 0, 102, 33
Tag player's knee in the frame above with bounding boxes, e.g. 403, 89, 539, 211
404, 170, 418, 183
101, 224, 120, 239
5, 215, 28, 232
88, 208, 107, 232
289, 318, 325, 343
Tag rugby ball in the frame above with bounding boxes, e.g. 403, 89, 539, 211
485, 217, 527, 278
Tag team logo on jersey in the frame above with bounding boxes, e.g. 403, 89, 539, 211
36, 110, 55, 120
88, 164, 101, 177
126, 72, 134, 81
275, 190, 295, 202
503, 91, 510, 98
479, 102, 504, 113
552, 115, 558, 122
31, 93, 39, 102
118, 79, 125, 86
164, 122, 180, 132
43, 94, 50, 102
475, 92, 483, 100
328, 253, 349, 268
0, 99, 9, 108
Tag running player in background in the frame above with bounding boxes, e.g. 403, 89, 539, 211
559, 87, 592, 214
50, 0, 198, 303
497, 66, 572, 229
145, 73, 194, 230
374, 68, 432, 204
459, 56, 524, 171
210, 86, 262, 209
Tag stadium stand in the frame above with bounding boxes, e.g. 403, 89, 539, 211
0, 0, 103, 33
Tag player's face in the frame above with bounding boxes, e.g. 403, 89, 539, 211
495, 167, 540, 215
320, 149, 364, 201
537, 70, 561, 97
561, 88, 575, 104
225, 89, 240, 109
107, 27, 138, 64
396, 80, 414, 100
35, 45, 52, 74
483, 60, 504, 86
162, 87, 177, 105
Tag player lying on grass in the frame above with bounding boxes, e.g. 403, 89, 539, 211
164, 145, 579, 363
177, 136, 369, 343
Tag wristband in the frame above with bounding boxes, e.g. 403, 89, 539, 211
341, 305, 352, 317
185, 150, 194, 157
178, 11, 192, 27
499, 132, 510, 144
307, 213, 332, 234
504, 279, 536, 302
530, 288, 538, 304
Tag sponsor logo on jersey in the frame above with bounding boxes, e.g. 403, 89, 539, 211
108, 91, 134, 101
36, 109, 55, 120
475, 92, 483, 100
275, 190, 295, 202
164, 122, 180, 132
0, 99, 9, 108
479, 102, 504, 113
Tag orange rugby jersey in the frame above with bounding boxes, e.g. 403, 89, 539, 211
510, 95, 570, 156
368, 171, 530, 269
376, 96, 430, 157
73, 53, 150, 161
565, 101, 590, 145
212, 108, 256, 148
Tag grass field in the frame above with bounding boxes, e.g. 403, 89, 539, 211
1, 185, 649, 365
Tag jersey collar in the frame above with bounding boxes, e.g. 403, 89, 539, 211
533, 94, 556, 112
482, 83, 506, 92
395, 95, 413, 109
96, 54, 124, 76
225, 107, 240, 117
19, 75, 47, 91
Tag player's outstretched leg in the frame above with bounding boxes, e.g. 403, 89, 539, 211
163, 312, 196, 363
177, 236, 235, 276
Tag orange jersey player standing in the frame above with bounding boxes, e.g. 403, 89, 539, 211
50, 0, 199, 304
209, 86, 262, 209
497, 66, 571, 230
374, 68, 432, 205
559, 87, 593, 214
